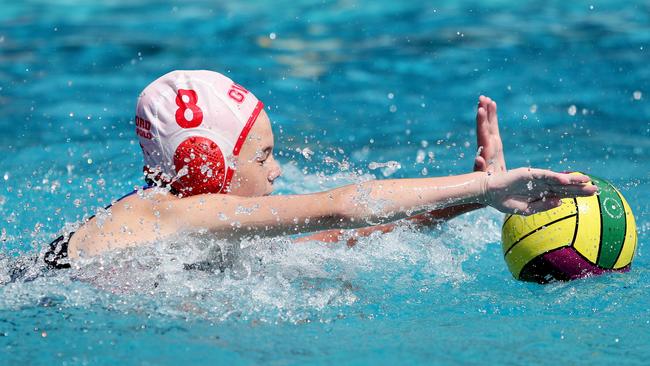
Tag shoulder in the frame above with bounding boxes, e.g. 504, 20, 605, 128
110, 188, 178, 214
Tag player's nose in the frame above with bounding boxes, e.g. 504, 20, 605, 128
268, 159, 282, 182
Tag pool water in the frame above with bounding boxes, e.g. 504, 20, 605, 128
1, 1, 649, 364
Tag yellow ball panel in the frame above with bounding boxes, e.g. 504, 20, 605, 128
505, 216, 577, 279
613, 189, 638, 269
572, 195, 602, 263
502, 199, 577, 254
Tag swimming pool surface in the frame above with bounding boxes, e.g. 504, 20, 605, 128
1, 1, 649, 364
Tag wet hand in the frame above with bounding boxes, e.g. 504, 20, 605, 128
482, 168, 598, 215
473, 96, 507, 174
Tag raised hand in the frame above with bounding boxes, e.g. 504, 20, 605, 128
484, 168, 598, 215
474, 96, 506, 174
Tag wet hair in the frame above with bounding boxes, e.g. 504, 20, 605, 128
142, 166, 184, 196
144, 176, 181, 196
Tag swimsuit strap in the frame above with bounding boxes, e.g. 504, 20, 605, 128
114, 184, 154, 202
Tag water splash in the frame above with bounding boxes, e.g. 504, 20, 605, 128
368, 161, 401, 177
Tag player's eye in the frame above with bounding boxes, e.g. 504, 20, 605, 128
255, 148, 272, 165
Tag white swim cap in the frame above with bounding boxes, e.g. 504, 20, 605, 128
135, 70, 264, 196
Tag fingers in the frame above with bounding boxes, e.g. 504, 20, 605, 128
478, 95, 489, 110
558, 172, 591, 184
549, 184, 598, 197
476, 106, 488, 126
480, 96, 498, 133
528, 169, 591, 186
512, 168, 598, 199
473, 156, 487, 172
476, 95, 507, 175
476, 107, 488, 132
537, 172, 595, 193
476, 109, 489, 148
487, 99, 498, 134
522, 198, 563, 216
495, 168, 598, 215
475, 97, 490, 172
534, 170, 590, 185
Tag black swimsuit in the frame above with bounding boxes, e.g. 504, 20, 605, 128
43, 234, 72, 269
43, 186, 150, 269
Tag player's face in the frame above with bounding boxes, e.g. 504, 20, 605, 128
229, 110, 282, 197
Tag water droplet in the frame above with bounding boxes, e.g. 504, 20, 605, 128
416, 150, 426, 164
567, 105, 577, 116
301, 147, 314, 160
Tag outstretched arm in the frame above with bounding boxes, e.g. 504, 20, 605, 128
163, 169, 596, 240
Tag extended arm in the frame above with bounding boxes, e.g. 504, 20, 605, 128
163, 169, 597, 240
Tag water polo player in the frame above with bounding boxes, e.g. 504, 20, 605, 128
44, 70, 598, 268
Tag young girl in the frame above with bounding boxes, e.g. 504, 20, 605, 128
44, 70, 597, 268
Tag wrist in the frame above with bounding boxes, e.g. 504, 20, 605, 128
475, 171, 491, 205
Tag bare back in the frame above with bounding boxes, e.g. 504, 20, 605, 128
68, 190, 179, 259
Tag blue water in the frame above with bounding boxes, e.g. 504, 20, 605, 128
1, 1, 649, 364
